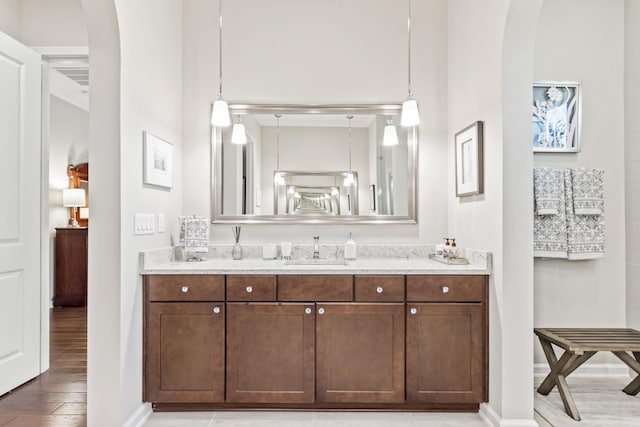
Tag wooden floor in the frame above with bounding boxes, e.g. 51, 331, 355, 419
0, 307, 87, 427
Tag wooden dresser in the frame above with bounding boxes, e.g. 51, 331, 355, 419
54, 227, 88, 307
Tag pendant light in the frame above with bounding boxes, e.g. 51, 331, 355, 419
231, 115, 247, 144
211, 0, 230, 127
274, 114, 285, 185
383, 118, 399, 146
401, 0, 420, 127
344, 115, 354, 186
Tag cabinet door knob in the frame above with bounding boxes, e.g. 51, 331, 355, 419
305, 307, 312, 315
410, 308, 417, 315
213, 307, 221, 314
318, 308, 325, 315
245, 286, 253, 293
442, 286, 450, 294
376, 286, 384, 294
181, 286, 189, 293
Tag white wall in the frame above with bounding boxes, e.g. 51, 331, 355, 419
626, 0, 640, 330
533, 0, 627, 368
115, 0, 184, 422
18, 0, 87, 46
448, 0, 541, 424
182, 0, 449, 244
0, 0, 20, 39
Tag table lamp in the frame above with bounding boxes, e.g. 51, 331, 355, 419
63, 188, 86, 227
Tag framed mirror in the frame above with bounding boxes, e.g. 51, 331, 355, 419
211, 104, 418, 224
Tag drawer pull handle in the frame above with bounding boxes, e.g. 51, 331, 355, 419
376, 286, 384, 294
213, 307, 221, 314
318, 308, 325, 315
410, 308, 417, 315
181, 286, 189, 293
305, 308, 312, 315
442, 286, 450, 294
246, 286, 253, 293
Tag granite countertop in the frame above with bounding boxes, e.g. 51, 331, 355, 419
140, 245, 491, 276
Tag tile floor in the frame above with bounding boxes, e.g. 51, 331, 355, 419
143, 411, 487, 427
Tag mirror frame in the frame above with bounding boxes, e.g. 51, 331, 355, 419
211, 103, 418, 224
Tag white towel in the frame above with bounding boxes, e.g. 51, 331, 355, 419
533, 168, 568, 258
179, 216, 209, 253
565, 169, 605, 260
571, 168, 604, 215
534, 167, 563, 215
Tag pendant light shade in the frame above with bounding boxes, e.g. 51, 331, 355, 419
231, 116, 247, 144
401, 0, 420, 127
383, 119, 399, 146
400, 99, 420, 127
212, 99, 230, 126
211, 0, 230, 127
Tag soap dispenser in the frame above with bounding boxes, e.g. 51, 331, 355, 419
344, 232, 357, 261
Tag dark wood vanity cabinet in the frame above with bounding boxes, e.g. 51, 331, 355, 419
143, 273, 488, 410
316, 303, 405, 403
406, 275, 488, 404
226, 303, 315, 403
144, 275, 225, 403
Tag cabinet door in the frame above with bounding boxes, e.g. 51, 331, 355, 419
316, 303, 405, 403
226, 303, 315, 403
146, 303, 224, 402
406, 303, 483, 404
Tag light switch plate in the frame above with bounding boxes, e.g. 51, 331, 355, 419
134, 213, 155, 235
157, 213, 165, 233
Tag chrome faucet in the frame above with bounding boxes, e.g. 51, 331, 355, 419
313, 234, 320, 259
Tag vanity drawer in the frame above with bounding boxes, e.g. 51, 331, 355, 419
406, 275, 484, 302
355, 276, 405, 302
226, 275, 277, 301
147, 275, 225, 301
278, 275, 353, 301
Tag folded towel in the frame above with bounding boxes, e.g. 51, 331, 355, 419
534, 167, 564, 215
533, 169, 568, 258
179, 216, 209, 253
571, 168, 604, 215
565, 169, 605, 260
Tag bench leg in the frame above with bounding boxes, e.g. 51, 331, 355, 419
537, 338, 586, 421
613, 351, 640, 396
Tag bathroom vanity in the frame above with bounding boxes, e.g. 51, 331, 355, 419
141, 255, 490, 412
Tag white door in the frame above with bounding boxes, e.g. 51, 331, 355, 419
0, 31, 42, 395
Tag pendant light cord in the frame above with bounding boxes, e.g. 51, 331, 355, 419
276, 114, 281, 171
218, 0, 223, 98
407, 0, 412, 98
347, 115, 353, 173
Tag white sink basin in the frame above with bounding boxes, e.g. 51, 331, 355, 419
284, 259, 349, 266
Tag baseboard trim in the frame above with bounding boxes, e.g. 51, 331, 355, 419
534, 362, 630, 378
479, 403, 538, 427
122, 403, 152, 427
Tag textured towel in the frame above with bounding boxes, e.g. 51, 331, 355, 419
179, 216, 209, 253
571, 168, 604, 215
565, 169, 605, 260
533, 169, 568, 258
534, 167, 564, 215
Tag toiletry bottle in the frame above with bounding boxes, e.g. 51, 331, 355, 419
450, 239, 458, 259
444, 238, 451, 258
344, 232, 357, 261
436, 238, 446, 257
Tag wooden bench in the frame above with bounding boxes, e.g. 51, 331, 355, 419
534, 328, 640, 421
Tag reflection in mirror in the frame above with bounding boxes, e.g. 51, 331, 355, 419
211, 104, 417, 224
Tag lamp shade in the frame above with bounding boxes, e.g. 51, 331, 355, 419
401, 99, 420, 126
62, 188, 86, 207
211, 99, 231, 126
231, 122, 247, 144
383, 122, 399, 146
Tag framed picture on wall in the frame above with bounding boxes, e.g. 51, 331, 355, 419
532, 81, 582, 152
455, 121, 484, 197
143, 131, 174, 189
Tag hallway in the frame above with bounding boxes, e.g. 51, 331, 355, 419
0, 307, 86, 426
